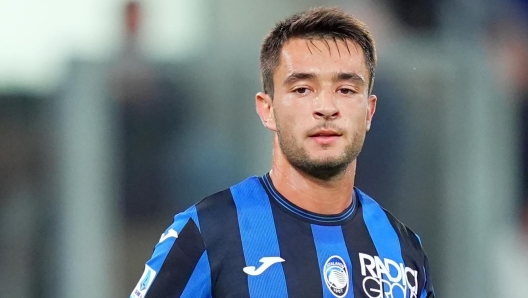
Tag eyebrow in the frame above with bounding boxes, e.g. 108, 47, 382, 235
283, 71, 366, 86
334, 72, 366, 85
283, 72, 316, 86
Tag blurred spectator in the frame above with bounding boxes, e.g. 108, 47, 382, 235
110, 1, 202, 291
111, 1, 190, 222
486, 0, 528, 231
0, 95, 49, 298
485, 2, 528, 296
385, 0, 442, 31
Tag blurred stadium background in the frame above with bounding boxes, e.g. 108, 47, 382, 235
1, 0, 528, 297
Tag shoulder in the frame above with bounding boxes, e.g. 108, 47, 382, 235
164, 186, 236, 236
193, 176, 262, 216
172, 176, 261, 230
381, 208, 424, 252
356, 188, 424, 252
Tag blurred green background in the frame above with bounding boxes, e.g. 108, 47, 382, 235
1, 0, 528, 297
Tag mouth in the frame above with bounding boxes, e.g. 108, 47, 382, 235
309, 129, 342, 137
308, 129, 343, 145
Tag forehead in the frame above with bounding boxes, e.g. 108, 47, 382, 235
276, 38, 368, 77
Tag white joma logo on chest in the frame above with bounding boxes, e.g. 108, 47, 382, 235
243, 257, 285, 276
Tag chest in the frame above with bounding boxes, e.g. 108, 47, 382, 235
206, 224, 422, 298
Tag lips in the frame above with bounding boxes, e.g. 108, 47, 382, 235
310, 130, 341, 137
309, 129, 342, 137
308, 128, 342, 145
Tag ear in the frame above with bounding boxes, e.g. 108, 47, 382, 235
256, 92, 276, 131
366, 94, 377, 131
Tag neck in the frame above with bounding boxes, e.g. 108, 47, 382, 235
269, 143, 356, 215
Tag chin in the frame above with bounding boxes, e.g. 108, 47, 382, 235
309, 154, 347, 165
309, 149, 345, 160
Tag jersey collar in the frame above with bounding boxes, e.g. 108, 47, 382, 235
259, 173, 358, 226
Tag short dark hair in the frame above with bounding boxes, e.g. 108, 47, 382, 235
260, 7, 377, 96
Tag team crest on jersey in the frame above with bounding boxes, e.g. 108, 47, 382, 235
324, 255, 349, 297
130, 265, 157, 298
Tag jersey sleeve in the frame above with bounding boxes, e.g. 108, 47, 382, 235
129, 205, 212, 298
420, 253, 435, 298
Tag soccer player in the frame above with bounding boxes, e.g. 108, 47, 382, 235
130, 7, 435, 298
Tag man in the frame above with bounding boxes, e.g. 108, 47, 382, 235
130, 7, 435, 298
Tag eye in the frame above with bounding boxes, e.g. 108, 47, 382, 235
293, 87, 311, 95
337, 88, 357, 95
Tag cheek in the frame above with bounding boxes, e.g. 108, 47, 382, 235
277, 113, 301, 133
275, 100, 309, 129
275, 111, 307, 141
341, 103, 369, 128
280, 96, 294, 108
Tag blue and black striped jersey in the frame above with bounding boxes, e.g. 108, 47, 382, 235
130, 174, 435, 298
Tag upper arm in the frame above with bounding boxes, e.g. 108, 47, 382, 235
414, 233, 435, 298
130, 206, 212, 298
421, 253, 435, 298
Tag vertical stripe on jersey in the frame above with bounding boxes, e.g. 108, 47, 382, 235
311, 224, 354, 298
341, 198, 384, 298
385, 211, 427, 296
145, 212, 207, 297
359, 191, 405, 298
197, 189, 250, 297
181, 250, 212, 298
422, 255, 435, 297
231, 177, 288, 298
269, 200, 323, 297
147, 206, 200, 273
420, 270, 428, 298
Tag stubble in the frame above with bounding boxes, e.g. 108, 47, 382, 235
276, 120, 365, 181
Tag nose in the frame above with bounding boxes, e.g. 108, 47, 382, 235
313, 91, 339, 120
